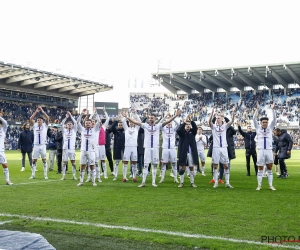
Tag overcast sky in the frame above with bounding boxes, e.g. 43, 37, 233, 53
1, 0, 300, 108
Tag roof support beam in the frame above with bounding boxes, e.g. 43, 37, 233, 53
217, 70, 244, 91
0, 67, 10, 73
234, 69, 257, 90
161, 76, 191, 94
5, 73, 44, 84
172, 74, 204, 93
187, 73, 217, 92
0, 70, 26, 79
69, 86, 99, 94
47, 81, 75, 90
21, 76, 55, 86
283, 65, 300, 84
248, 67, 272, 88
34, 79, 69, 88
267, 67, 288, 88
202, 72, 231, 91
159, 80, 177, 94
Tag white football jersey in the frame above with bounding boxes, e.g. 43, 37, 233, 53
142, 123, 163, 148
161, 122, 179, 149
78, 122, 96, 152
195, 133, 207, 151
33, 123, 48, 145
122, 117, 139, 147
211, 123, 228, 148
62, 127, 77, 150
253, 109, 276, 149
0, 117, 8, 151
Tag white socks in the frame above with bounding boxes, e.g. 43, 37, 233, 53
189, 169, 194, 184
43, 162, 48, 178
257, 169, 263, 186
161, 164, 166, 180
132, 164, 137, 178
152, 165, 157, 184
267, 169, 273, 187
224, 169, 230, 184
213, 169, 218, 183
31, 163, 36, 177
3, 168, 9, 181
123, 164, 128, 179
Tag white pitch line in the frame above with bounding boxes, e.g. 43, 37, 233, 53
0, 180, 60, 187
0, 213, 299, 249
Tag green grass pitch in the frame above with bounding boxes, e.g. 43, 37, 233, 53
0, 149, 299, 250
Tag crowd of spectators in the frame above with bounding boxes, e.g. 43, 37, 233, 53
0, 88, 75, 106
130, 91, 300, 148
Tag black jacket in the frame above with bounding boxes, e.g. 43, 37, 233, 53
111, 120, 125, 160
275, 130, 293, 159
137, 117, 147, 155
177, 121, 199, 167
47, 128, 57, 150
238, 126, 256, 149
54, 130, 63, 150
18, 129, 34, 153
105, 129, 112, 150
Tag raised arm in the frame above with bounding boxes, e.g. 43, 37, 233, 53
208, 106, 215, 128
0, 112, 8, 132
253, 102, 259, 129
77, 109, 86, 130
269, 103, 276, 129
126, 116, 142, 127
102, 107, 110, 128
226, 105, 236, 127
237, 120, 246, 137
121, 111, 129, 131
162, 110, 182, 127
69, 111, 77, 132
39, 106, 50, 125
29, 107, 39, 126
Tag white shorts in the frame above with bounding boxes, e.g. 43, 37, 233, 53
98, 145, 106, 161
144, 148, 159, 165
212, 147, 229, 164
161, 148, 177, 163
187, 153, 194, 166
80, 151, 95, 165
123, 146, 138, 161
62, 149, 76, 162
198, 150, 206, 162
0, 152, 7, 164
33, 145, 47, 159
257, 149, 274, 166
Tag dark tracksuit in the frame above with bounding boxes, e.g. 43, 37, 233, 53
54, 130, 63, 173
238, 126, 257, 175
275, 130, 293, 177
18, 129, 34, 169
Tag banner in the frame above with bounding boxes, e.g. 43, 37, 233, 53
95, 102, 118, 116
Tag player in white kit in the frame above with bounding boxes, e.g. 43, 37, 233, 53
60, 111, 78, 180
159, 111, 182, 183
86, 107, 108, 183
195, 126, 207, 176
0, 112, 13, 185
29, 106, 50, 179
121, 109, 141, 182
253, 102, 276, 191
209, 106, 236, 188
77, 109, 97, 187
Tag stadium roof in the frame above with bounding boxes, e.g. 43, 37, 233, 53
0, 61, 113, 99
152, 61, 300, 94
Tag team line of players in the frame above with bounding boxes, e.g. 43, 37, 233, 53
0, 103, 277, 190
